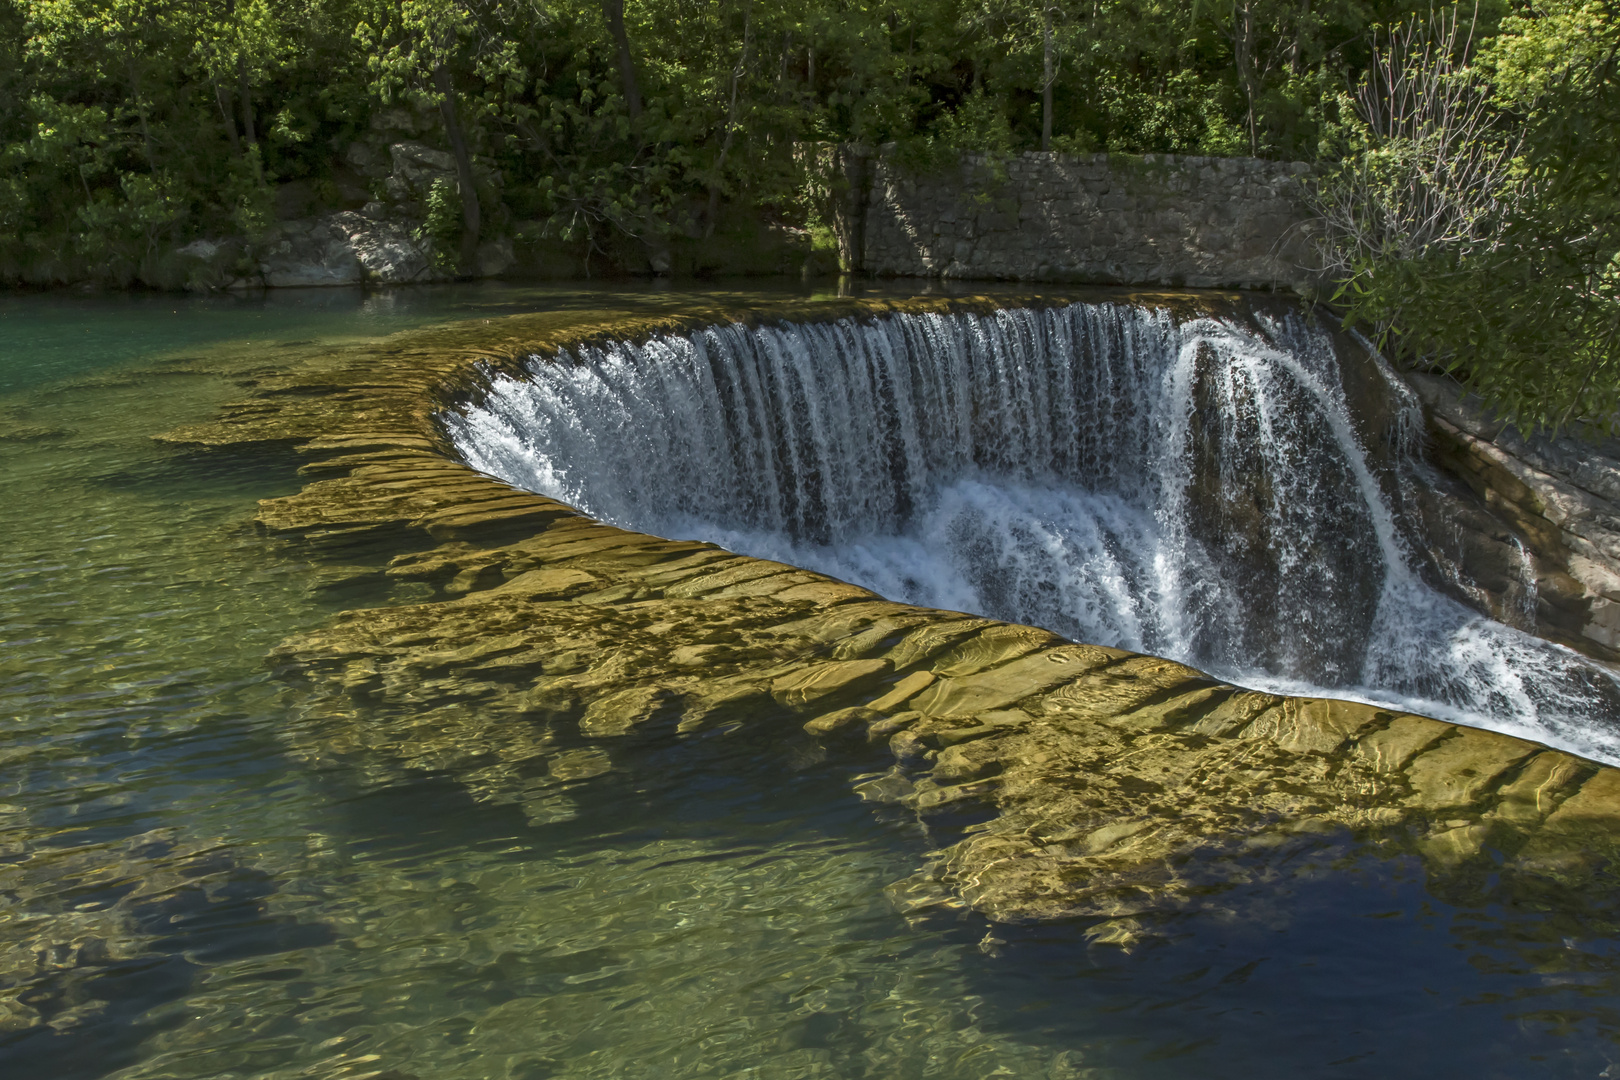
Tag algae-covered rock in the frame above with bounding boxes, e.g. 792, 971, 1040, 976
160, 292, 1620, 927
0, 827, 302, 1037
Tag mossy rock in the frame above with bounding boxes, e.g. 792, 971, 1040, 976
158, 290, 1620, 925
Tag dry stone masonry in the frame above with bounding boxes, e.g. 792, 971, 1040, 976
858, 150, 1318, 292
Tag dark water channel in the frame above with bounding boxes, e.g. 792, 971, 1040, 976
3, 283, 1620, 1079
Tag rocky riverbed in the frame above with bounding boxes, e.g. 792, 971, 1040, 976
153, 292, 1620, 937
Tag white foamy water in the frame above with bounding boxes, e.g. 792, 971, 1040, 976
443, 303, 1620, 763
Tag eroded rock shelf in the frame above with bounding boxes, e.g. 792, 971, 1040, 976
157, 293, 1620, 932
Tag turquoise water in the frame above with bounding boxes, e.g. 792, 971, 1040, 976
3, 284, 1620, 1079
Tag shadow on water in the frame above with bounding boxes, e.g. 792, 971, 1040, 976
271, 691, 1620, 1079
970, 861, 1620, 1079
85, 444, 311, 501
1, 836, 336, 1080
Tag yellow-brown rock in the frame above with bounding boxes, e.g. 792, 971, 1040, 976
158, 292, 1620, 926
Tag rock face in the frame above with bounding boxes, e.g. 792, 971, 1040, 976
173, 211, 448, 291
1407, 373, 1620, 664
156, 293, 1620, 928
169, 119, 515, 290
254, 214, 363, 287
857, 150, 1317, 292
256, 211, 449, 288
384, 140, 457, 203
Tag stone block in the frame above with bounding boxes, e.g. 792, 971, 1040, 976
859, 149, 1313, 289
773, 658, 893, 709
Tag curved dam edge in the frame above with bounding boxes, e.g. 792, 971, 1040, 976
157, 291, 1620, 926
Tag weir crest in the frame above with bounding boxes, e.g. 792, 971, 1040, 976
445, 301, 1620, 764
157, 292, 1620, 927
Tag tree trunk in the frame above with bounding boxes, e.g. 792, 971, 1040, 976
831, 144, 871, 274
214, 80, 241, 154
235, 57, 267, 184
224, 1, 259, 180
705, 1, 751, 237
125, 63, 155, 169
1235, 1, 1259, 155
433, 64, 483, 270
1290, 0, 1309, 75
601, 0, 643, 120
237, 60, 256, 148
1041, 6, 1055, 151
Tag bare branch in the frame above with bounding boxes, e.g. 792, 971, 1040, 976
1310, 4, 1524, 305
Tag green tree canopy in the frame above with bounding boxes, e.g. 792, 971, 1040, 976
0, 0, 1478, 285
1317, 0, 1620, 433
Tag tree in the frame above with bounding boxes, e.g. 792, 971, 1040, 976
23, 0, 183, 168
189, 0, 300, 177
1040, 1, 1055, 149
357, 0, 484, 267
599, 0, 641, 120
1314, 0, 1620, 434
0, 0, 1534, 291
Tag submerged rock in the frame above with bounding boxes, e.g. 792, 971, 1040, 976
156, 292, 1620, 925
0, 825, 314, 1039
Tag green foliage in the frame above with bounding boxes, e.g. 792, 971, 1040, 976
931, 87, 1015, 155
1319, 0, 1620, 434
1, 0, 1601, 440
415, 174, 461, 266
0, 0, 1513, 287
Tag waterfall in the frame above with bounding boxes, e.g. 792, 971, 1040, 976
443, 303, 1620, 763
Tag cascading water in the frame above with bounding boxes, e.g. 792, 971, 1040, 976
444, 302, 1620, 763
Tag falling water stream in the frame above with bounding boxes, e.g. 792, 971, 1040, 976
448, 301, 1620, 764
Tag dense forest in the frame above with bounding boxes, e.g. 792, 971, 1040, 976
0, 0, 1486, 276
0, 0, 1615, 428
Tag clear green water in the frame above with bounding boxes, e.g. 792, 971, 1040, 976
4, 283, 1620, 1080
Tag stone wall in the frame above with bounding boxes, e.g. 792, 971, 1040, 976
858, 150, 1317, 292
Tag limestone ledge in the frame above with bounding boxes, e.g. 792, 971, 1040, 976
1409, 372, 1620, 664
157, 293, 1620, 927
